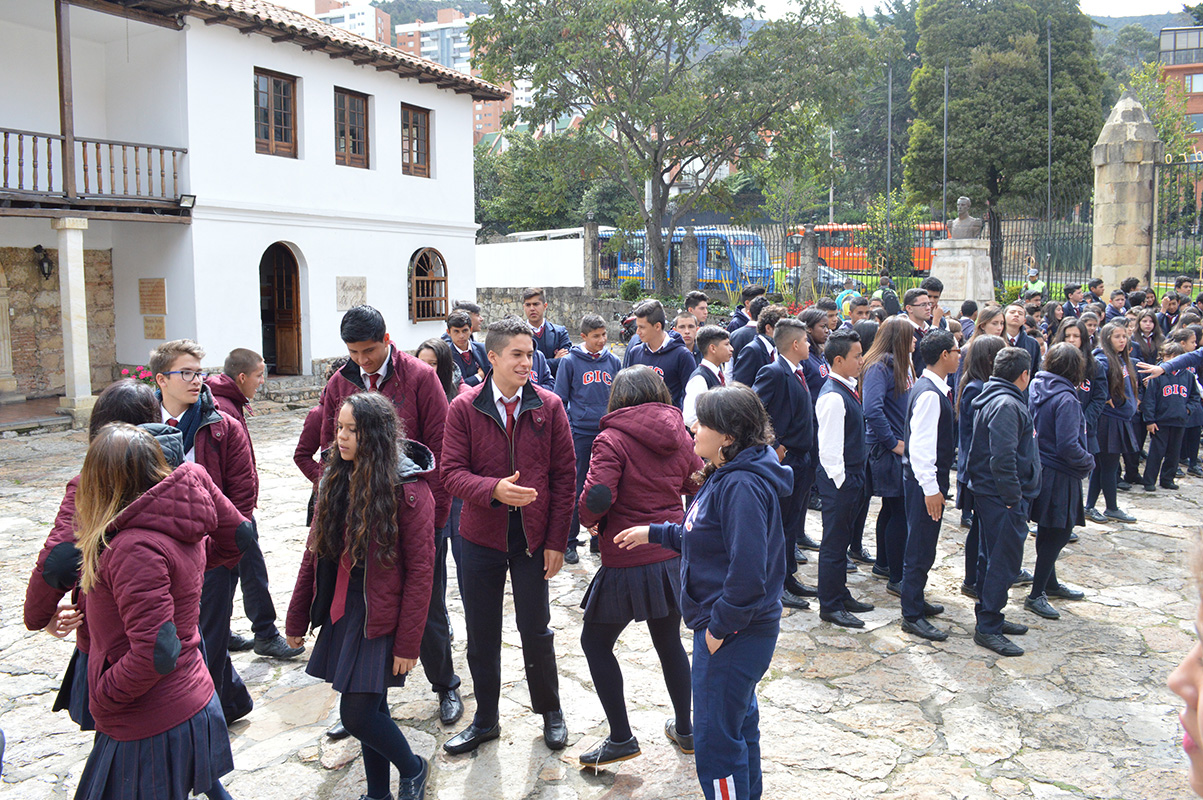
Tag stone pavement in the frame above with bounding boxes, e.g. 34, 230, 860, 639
0, 406, 1197, 799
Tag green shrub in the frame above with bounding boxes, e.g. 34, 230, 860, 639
619, 279, 642, 301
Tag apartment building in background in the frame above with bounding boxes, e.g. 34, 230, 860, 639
1160, 25, 1203, 150
315, 0, 391, 44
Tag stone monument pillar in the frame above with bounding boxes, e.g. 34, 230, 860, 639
1092, 91, 1162, 289
53, 217, 94, 428
930, 196, 992, 308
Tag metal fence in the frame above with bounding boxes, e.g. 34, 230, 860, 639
984, 184, 1094, 297
1154, 157, 1203, 289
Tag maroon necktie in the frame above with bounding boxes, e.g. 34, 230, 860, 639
1009, 337, 1017, 347
367, 373, 379, 391
329, 552, 352, 624
167, 418, 178, 427
503, 398, 519, 438
718, 370, 726, 386
795, 367, 806, 385
461, 350, 472, 365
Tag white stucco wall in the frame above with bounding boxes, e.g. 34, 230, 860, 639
476, 239, 584, 288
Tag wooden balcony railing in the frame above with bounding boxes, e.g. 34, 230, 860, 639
0, 127, 187, 202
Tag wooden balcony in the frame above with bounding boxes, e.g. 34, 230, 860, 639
0, 126, 190, 223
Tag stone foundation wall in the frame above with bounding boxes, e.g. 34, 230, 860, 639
475, 287, 634, 340
0, 246, 116, 398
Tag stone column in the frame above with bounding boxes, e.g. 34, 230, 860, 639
53, 217, 94, 427
582, 218, 599, 294
679, 226, 699, 294
0, 259, 24, 403
1092, 91, 1162, 290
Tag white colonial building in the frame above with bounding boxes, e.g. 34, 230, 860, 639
0, 0, 504, 420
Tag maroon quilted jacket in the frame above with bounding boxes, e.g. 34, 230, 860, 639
294, 405, 324, 484
286, 441, 436, 660
189, 384, 257, 516
86, 463, 249, 741
579, 403, 703, 568
319, 347, 450, 528
24, 476, 89, 652
441, 378, 576, 553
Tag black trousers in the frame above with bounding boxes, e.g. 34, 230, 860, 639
900, 477, 943, 622
781, 450, 813, 583
460, 512, 559, 728
878, 496, 908, 583
230, 518, 278, 640
848, 469, 872, 554
199, 566, 252, 720
420, 529, 460, 694
1145, 424, 1185, 487
816, 469, 864, 613
972, 494, 1028, 635
568, 432, 596, 550
1184, 426, 1201, 467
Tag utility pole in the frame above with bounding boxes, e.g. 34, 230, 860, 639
942, 60, 948, 228
1047, 19, 1053, 268
886, 62, 893, 264
829, 128, 834, 224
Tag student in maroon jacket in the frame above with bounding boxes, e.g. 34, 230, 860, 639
576, 366, 701, 767
206, 348, 301, 660
151, 339, 260, 724
440, 318, 577, 755
286, 393, 436, 800
72, 424, 251, 800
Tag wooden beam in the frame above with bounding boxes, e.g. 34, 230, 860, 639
64, 0, 185, 29
302, 40, 328, 51
203, 14, 229, 25
237, 22, 265, 35
417, 75, 439, 84
56, 0, 77, 200
352, 56, 376, 66
0, 207, 191, 224
271, 32, 296, 43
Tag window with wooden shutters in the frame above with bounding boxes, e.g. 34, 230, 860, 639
409, 248, 448, 322
401, 104, 430, 177
254, 69, 297, 157
334, 88, 369, 168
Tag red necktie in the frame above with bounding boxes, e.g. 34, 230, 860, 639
1009, 337, 1017, 346
329, 551, 352, 624
167, 418, 178, 427
503, 398, 519, 438
718, 370, 726, 386
946, 388, 954, 403
367, 373, 379, 391
461, 350, 472, 365
533, 326, 544, 338
795, 367, 806, 385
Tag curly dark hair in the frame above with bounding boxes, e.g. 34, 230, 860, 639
694, 385, 774, 482
312, 392, 402, 568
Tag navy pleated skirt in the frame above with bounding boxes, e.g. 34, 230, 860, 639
306, 570, 406, 695
53, 648, 95, 731
1097, 414, 1139, 454
869, 444, 904, 498
580, 557, 681, 625
74, 692, 232, 800
1029, 468, 1086, 529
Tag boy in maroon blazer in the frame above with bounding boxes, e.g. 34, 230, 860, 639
441, 318, 577, 755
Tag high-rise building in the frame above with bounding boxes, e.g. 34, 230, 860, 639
315, 0, 390, 45
1160, 26, 1203, 149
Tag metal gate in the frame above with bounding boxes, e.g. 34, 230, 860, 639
983, 182, 1094, 293
1153, 157, 1203, 290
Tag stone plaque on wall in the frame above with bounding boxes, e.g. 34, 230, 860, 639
143, 316, 166, 340
139, 279, 167, 315
336, 277, 367, 311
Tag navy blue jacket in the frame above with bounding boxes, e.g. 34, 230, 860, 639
1062, 300, 1082, 319
732, 334, 775, 386
728, 323, 758, 360
1104, 304, 1125, 322
752, 355, 814, 455
863, 356, 911, 448
956, 378, 985, 480
1158, 311, 1179, 335
649, 445, 790, 637
1160, 348, 1203, 376
1093, 348, 1137, 421
623, 332, 698, 408
440, 333, 489, 387
801, 348, 830, 404
726, 307, 751, 333
531, 320, 572, 375
1079, 357, 1107, 453
967, 377, 1042, 506
1029, 372, 1094, 478
553, 344, 622, 436
1143, 366, 1198, 426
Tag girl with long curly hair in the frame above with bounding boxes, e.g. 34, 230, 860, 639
286, 392, 436, 800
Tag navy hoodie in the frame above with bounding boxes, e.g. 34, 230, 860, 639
863, 355, 911, 448
1093, 348, 1137, 421
623, 332, 699, 408
1143, 365, 1198, 426
1079, 356, 1107, 453
649, 445, 790, 637
966, 377, 1042, 506
553, 344, 622, 436
1029, 372, 1094, 479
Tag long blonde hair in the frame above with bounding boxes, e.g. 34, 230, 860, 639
75, 424, 171, 592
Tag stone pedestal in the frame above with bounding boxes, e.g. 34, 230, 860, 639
929, 238, 994, 309
53, 217, 93, 428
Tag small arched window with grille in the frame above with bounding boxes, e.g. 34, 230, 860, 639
409, 248, 448, 322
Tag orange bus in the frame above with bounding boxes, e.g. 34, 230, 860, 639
785, 223, 946, 275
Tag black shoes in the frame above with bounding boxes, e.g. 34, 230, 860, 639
578, 736, 640, 768
564, 548, 580, 565
1024, 595, 1060, 619
820, 609, 865, 628
1001, 620, 1028, 636
1163, 481, 1181, 490
901, 617, 948, 641
1084, 507, 1108, 524
254, 633, 305, 659
397, 756, 429, 800
885, 581, 902, 598
664, 719, 694, 754
444, 721, 501, 755
808, 493, 823, 511
960, 515, 973, 529
228, 632, 255, 652
960, 582, 978, 599
1012, 569, 1034, 587
1046, 582, 1085, 600
870, 565, 891, 580
848, 547, 875, 564
327, 721, 350, 740
921, 600, 945, 618
974, 630, 1024, 656
844, 597, 875, 613
1068, 531, 1079, 543
1103, 508, 1136, 523
1189, 465, 1203, 477
1143, 482, 1157, 493
781, 589, 811, 610
798, 534, 821, 551
1117, 479, 1132, 491
794, 583, 819, 598
543, 709, 568, 750
794, 546, 809, 564
846, 557, 858, 573
438, 689, 464, 725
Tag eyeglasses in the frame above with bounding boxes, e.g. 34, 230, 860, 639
166, 369, 208, 382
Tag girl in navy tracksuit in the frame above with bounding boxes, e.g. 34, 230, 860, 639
1026, 344, 1094, 620
954, 334, 1005, 598
1168, 328, 1203, 476
614, 386, 789, 800
1142, 342, 1198, 490
861, 317, 915, 584
1085, 322, 1140, 523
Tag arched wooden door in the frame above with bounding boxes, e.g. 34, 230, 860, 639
259, 243, 301, 375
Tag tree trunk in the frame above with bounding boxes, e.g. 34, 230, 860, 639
646, 223, 669, 292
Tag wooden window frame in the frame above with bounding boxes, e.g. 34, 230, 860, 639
334, 87, 370, 169
409, 248, 448, 322
254, 68, 297, 158
401, 103, 431, 178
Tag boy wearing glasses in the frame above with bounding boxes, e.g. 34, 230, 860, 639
151, 339, 259, 724
903, 288, 933, 374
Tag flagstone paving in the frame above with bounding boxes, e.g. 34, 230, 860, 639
0, 406, 1198, 799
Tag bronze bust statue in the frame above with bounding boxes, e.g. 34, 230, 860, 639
947, 196, 983, 239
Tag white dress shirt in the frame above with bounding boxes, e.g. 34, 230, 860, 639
683, 359, 724, 428
161, 405, 196, 463
816, 373, 858, 488
491, 379, 522, 427
756, 334, 777, 362
904, 368, 950, 496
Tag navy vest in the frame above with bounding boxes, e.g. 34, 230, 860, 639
903, 375, 955, 494
689, 362, 722, 390
817, 377, 866, 474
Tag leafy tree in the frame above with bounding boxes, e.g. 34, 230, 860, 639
476, 131, 600, 235
904, 0, 1105, 208
471, 0, 879, 290
1188, 3, 1203, 25
578, 179, 640, 228
372, 0, 489, 28
859, 190, 929, 276
474, 143, 505, 238
1121, 61, 1192, 158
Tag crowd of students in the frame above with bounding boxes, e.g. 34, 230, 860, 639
21, 274, 1203, 800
